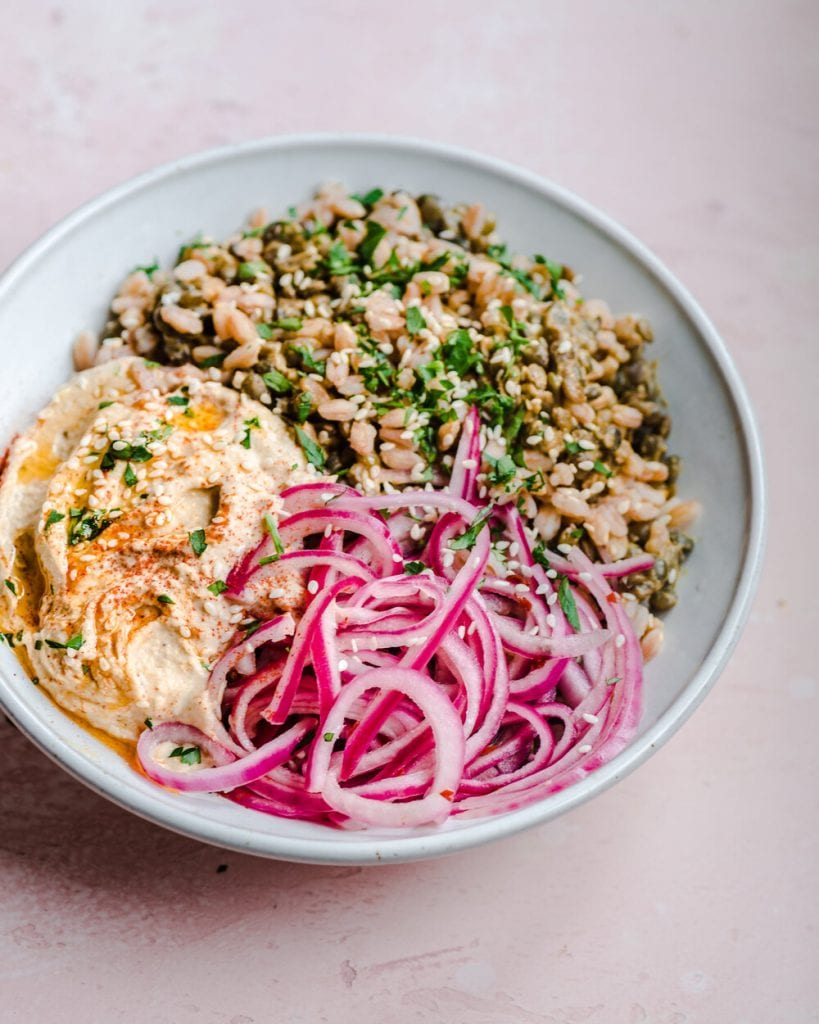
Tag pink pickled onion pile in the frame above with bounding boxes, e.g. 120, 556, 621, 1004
136, 408, 649, 828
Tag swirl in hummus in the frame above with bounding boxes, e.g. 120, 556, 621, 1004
0, 357, 313, 742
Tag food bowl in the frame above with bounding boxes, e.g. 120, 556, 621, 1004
0, 134, 765, 864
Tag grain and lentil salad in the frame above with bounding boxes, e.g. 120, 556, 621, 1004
75, 183, 699, 658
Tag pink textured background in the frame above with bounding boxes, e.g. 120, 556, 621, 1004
2, 2, 817, 1022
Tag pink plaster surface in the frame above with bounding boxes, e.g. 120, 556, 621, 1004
1, 2, 817, 1021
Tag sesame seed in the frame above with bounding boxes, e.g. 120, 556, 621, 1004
457, 625, 466, 640
557, 340, 572, 354
546, 613, 557, 628
179, 625, 192, 639
307, 580, 319, 595
462, 458, 478, 469
526, 435, 542, 446
323, 525, 333, 538
392, 553, 403, 563
578, 744, 592, 754
615, 634, 626, 648
519, 564, 535, 578
321, 493, 334, 502
578, 439, 595, 451
579, 571, 592, 581
529, 625, 540, 636
535, 583, 549, 595
112, 440, 129, 451
515, 583, 529, 594
547, 592, 558, 606
557, 543, 572, 555
338, 659, 349, 672
267, 588, 285, 600
546, 569, 558, 579
578, 460, 595, 471
506, 559, 520, 571
467, 622, 477, 636
582, 713, 599, 724
350, 638, 359, 653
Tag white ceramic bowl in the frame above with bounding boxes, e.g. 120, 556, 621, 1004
0, 135, 765, 864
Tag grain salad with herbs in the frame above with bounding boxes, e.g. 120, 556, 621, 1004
74, 183, 699, 658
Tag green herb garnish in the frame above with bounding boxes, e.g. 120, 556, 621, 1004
450, 504, 495, 551
135, 260, 159, 279
189, 529, 207, 557
262, 513, 285, 557
45, 633, 84, 651
98, 400, 114, 410
404, 561, 426, 575
207, 580, 228, 595
4, 579, 17, 596
593, 460, 613, 478
295, 427, 326, 470
262, 369, 293, 394
241, 417, 261, 449
406, 306, 426, 336
558, 576, 581, 631
293, 392, 313, 423
68, 508, 112, 546
157, 594, 174, 605
237, 260, 269, 281
358, 220, 387, 266
169, 745, 201, 766
351, 188, 384, 208
441, 328, 481, 376
44, 510, 65, 532
123, 464, 138, 487
167, 395, 189, 407
486, 454, 517, 487
272, 317, 303, 332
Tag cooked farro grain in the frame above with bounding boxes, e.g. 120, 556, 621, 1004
83, 182, 698, 645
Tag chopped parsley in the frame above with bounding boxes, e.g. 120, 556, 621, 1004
295, 427, 326, 470
169, 745, 201, 766
262, 369, 293, 395
237, 260, 269, 281
44, 510, 66, 532
262, 513, 285, 557
68, 508, 112, 546
593, 460, 613, 478
167, 394, 189, 407
450, 504, 495, 551
98, 400, 115, 410
486, 454, 517, 487
532, 544, 551, 571
272, 317, 303, 332
607, 675, 623, 686
558, 576, 581, 631
144, 717, 154, 728
45, 633, 84, 651
405, 306, 426, 336
293, 392, 313, 423
4, 579, 17, 596
293, 346, 326, 375
135, 260, 159, 279
564, 440, 582, 455
325, 242, 357, 277
358, 220, 387, 266
189, 529, 207, 557
157, 594, 174, 605
241, 417, 261, 449
207, 580, 228, 595
404, 561, 426, 575
441, 329, 481, 376
256, 323, 274, 340
351, 188, 384, 208
533, 254, 566, 298
323, 731, 335, 742
123, 463, 138, 487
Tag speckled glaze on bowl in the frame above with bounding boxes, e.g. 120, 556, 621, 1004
0, 135, 765, 864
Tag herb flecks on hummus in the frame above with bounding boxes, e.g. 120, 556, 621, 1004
0, 357, 314, 742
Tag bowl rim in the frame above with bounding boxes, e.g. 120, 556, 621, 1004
0, 132, 766, 863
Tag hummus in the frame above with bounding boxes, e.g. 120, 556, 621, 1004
0, 357, 313, 742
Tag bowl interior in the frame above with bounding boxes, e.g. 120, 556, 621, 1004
0, 136, 762, 862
